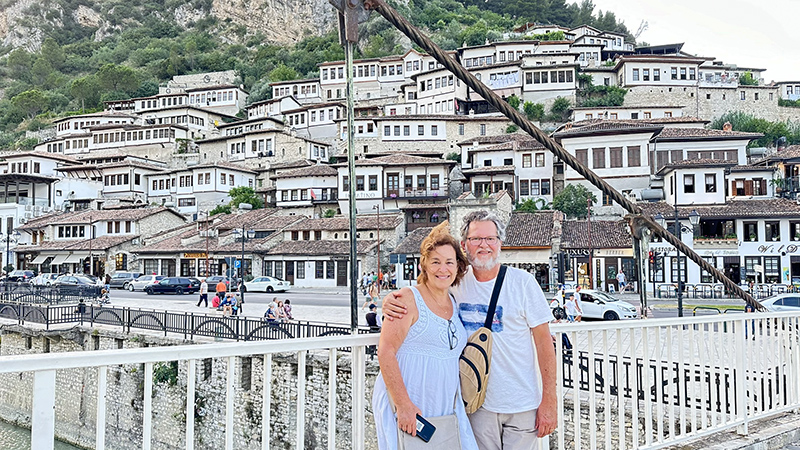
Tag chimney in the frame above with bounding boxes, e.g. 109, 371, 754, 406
723, 121, 732, 132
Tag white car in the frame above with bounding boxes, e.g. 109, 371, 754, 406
127, 275, 166, 291
32, 273, 59, 286
243, 276, 291, 293
558, 289, 638, 320
760, 294, 800, 312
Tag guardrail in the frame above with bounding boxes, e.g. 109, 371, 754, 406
551, 312, 800, 449
0, 301, 369, 341
655, 283, 798, 300
0, 282, 102, 304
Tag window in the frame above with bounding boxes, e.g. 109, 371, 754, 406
369, 175, 378, 191
670, 256, 686, 283
522, 154, 532, 168
356, 176, 365, 191
315, 261, 324, 278
458, 123, 465, 135
417, 175, 426, 190
431, 125, 438, 136
220, 173, 226, 185
705, 174, 716, 193
632, 68, 639, 81
384, 126, 390, 136
765, 221, 781, 241
609, 147, 623, 168
592, 148, 605, 169
683, 174, 695, 193
671, 67, 678, 80
744, 222, 758, 241
740, 91, 746, 101
576, 149, 588, 167
643, 69, 650, 81
326, 261, 335, 279
754, 178, 766, 195
430, 175, 439, 190
602, 192, 613, 206
541, 179, 550, 195
680, 67, 687, 80
520, 180, 529, 196
653, 69, 660, 81
418, 125, 424, 135
480, 124, 486, 136
535, 153, 545, 167
296, 262, 305, 279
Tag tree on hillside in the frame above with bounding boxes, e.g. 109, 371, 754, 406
516, 198, 551, 212
552, 184, 596, 219
70, 76, 101, 112
96, 64, 140, 94
268, 64, 298, 83
523, 101, 545, 121
40, 38, 66, 70
549, 97, 572, 122
7, 49, 32, 82
11, 90, 49, 119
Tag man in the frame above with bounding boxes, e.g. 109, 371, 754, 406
573, 285, 584, 322
365, 303, 382, 331
215, 279, 227, 298
197, 278, 209, 307
384, 210, 557, 449
616, 269, 626, 291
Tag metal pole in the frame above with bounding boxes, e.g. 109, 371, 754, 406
345, 40, 358, 333
587, 198, 592, 289
674, 176, 684, 317
240, 226, 246, 305
375, 205, 380, 294
89, 214, 92, 277
205, 212, 210, 277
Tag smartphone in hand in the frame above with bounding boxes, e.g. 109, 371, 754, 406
415, 414, 436, 442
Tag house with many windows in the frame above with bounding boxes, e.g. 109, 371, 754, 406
55, 158, 168, 205
273, 163, 339, 217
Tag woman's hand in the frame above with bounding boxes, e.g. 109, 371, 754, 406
396, 401, 422, 437
382, 291, 407, 321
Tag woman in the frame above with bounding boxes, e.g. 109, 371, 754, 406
276, 300, 287, 322
283, 299, 293, 320
372, 222, 477, 449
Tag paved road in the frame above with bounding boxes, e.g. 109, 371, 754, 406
102, 286, 752, 325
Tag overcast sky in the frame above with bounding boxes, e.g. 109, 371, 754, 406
585, 0, 800, 82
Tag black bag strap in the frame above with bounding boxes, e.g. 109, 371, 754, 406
483, 265, 507, 329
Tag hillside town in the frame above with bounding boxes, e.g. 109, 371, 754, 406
3, 23, 800, 295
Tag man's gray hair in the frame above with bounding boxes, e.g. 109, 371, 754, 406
460, 210, 507, 241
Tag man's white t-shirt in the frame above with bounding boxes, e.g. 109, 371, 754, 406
451, 265, 553, 414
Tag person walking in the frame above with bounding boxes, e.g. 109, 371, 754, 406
383, 211, 558, 447
573, 285, 585, 322
283, 299, 293, 320
616, 270, 627, 291
197, 279, 209, 307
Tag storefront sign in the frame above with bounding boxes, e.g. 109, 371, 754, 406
594, 249, 633, 257
565, 249, 590, 256
757, 244, 800, 254
183, 252, 207, 258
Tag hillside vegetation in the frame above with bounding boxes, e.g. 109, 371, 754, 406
0, 0, 631, 149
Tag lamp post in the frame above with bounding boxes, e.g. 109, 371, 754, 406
234, 227, 255, 305
373, 204, 381, 294
3, 230, 21, 274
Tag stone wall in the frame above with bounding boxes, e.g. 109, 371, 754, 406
0, 325, 380, 450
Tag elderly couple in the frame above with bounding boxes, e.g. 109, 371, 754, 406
372, 210, 557, 450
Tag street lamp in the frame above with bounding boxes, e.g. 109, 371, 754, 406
233, 227, 255, 304
689, 209, 701, 228
3, 230, 21, 274
373, 204, 381, 293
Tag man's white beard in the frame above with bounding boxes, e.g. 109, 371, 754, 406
468, 252, 500, 271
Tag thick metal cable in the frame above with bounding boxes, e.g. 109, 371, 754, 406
364, 0, 761, 310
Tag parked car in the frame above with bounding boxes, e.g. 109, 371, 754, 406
108, 272, 142, 289
127, 275, 166, 291
760, 294, 800, 312
144, 277, 200, 295
206, 276, 236, 292
557, 289, 638, 320
243, 276, 291, 293
54, 275, 96, 286
6, 270, 35, 282
32, 273, 59, 286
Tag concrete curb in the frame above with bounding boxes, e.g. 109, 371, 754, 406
663, 413, 800, 450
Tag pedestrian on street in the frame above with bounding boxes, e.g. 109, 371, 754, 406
197, 279, 208, 307
216, 279, 227, 297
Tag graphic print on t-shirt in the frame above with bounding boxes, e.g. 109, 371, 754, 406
459, 303, 503, 334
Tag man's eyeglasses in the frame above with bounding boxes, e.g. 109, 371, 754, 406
466, 236, 499, 245
447, 319, 458, 350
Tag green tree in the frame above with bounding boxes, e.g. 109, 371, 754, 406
227, 186, 265, 209
523, 101, 545, 121
323, 209, 337, 218
549, 97, 572, 122
7, 48, 32, 82
70, 76, 101, 111
40, 38, 66, 70
209, 204, 232, 216
445, 151, 461, 163
739, 72, 758, 86
515, 198, 551, 212
507, 95, 520, 110
552, 184, 597, 219
96, 63, 140, 94
268, 64, 298, 83
11, 90, 49, 119
31, 58, 55, 88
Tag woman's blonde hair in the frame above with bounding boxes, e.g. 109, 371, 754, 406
417, 221, 469, 286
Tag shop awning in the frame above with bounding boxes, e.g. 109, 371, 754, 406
31, 254, 53, 264
50, 254, 69, 266
63, 253, 88, 264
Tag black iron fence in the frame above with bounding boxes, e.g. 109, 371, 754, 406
0, 282, 102, 304
0, 301, 369, 342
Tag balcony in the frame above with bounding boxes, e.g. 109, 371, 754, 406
692, 236, 738, 249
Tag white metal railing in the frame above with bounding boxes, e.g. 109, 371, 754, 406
550, 311, 800, 449
0, 334, 379, 450
5, 313, 800, 450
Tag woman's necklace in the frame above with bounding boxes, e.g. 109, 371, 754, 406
421, 284, 451, 314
